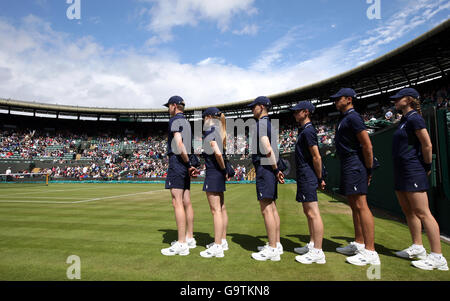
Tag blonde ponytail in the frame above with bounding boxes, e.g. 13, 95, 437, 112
219, 113, 227, 153
408, 96, 422, 116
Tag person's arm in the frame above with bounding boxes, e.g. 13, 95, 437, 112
356, 130, 373, 184
173, 132, 189, 164
260, 136, 285, 184
210, 140, 226, 170
415, 128, 433, 174
308, 145, 325, 189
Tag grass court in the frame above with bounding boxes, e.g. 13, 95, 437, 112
0, 182, 449, 281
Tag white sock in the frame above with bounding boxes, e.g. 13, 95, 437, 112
221, 239, 227, 244
355, 242, 365, 247
312, 248, 322, 254
430, 252, 443, 258
365, 249, 377, 256
412, 244, 424, 249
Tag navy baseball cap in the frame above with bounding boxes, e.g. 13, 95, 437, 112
290, 101, 315, 113
330, 88, 357, 99
247, 96, 272, 108
390, 88, 420, 100
163, 95, 185, 107
202, 107, 221, 118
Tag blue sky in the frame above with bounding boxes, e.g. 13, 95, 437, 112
0, 0, 449, 108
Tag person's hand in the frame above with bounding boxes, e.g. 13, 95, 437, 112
225, 174, 230, 181
188, 167, 198, 178
368, 174, 372, 186
276, 171, 285, 184
319, 180, 326, 190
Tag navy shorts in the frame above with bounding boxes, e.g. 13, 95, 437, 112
340, 155, 368, 196
255, 164, 278, 201
203, 169, 226, 193
296, 166, 318, 202
394, 162, 429, 192
165, 155, 190, 190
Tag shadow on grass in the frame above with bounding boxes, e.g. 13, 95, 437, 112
227, 233, 266, 252
158, 229, 214, 248
331, 236, 398, 259
286, 234, 342, 253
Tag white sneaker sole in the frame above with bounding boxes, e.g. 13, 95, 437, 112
411, 261, 449, 271
295, 256, 326, 264
251, 254, 281, 261
346, 258, 380, 266
161, 250, 190, 256
200, 252, 225, 258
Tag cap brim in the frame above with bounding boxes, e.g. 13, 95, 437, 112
330, 93, 341, 99
163, 103, 170, 107
247, 102, 257, 108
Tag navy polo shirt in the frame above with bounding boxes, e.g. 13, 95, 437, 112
251, 116, 272, 165
335, 108, 367, 158
295, 122, 318, 168
167, 113, 190, 156
202, 126, 224, 171
392, 110, 426, 163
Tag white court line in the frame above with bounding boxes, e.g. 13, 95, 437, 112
1, 186, 102, 196
0, 189, 167, 204
72, 189, 167, 203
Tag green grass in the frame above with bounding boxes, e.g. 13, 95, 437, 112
0, 183, 449, 281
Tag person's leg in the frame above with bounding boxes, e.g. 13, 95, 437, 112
206, 192, 224, 245
348, 194, 375, 251
396, 191, 423, 245
171, 188, 186, 243
182, 189, 194, 239
348, 196, 365, 245
220, 193, 228, 241
302, 202, 323, 249
407, 191, 442, 254
259, 199, 277, 248
272, 201, 281, 244
302, 204, 315, 244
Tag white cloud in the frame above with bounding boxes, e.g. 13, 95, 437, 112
350, 0, 450, 64
232, 24, 259, 36
1, 0, 448, 110
251, 26, 302, 71
140, 0, 257, 44
0, 16, 346, 109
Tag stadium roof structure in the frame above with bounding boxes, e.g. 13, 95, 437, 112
1, 19, 449, 122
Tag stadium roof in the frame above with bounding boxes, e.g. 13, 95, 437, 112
1, 19, 449, 122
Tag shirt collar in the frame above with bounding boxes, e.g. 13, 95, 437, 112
343, 108, 355, 116
400, 110, 417, 122
300, 122, 312, 130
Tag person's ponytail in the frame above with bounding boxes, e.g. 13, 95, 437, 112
219, 113, 227, 153
408, 96, 422, 116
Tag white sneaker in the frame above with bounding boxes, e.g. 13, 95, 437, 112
294, 242, 314, 255
171, 237, 196, 249
411, 254, 449, 271
161, 242, 189, 256
251, 247, 281, 261
206, 239, 229, 251
257, 242, 283, 255
295, 249, 326, 264
395, 245, 427, 260
336, 241, 365, 256
200, 244, 224, 258
346, 249, 380, 266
